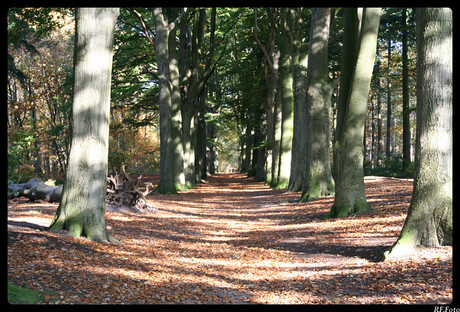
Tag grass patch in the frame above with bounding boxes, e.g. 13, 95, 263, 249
8, 281, 57, 304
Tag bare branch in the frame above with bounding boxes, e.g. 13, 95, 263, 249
131, 8, 155, 47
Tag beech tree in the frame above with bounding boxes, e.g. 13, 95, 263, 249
49, 8, 119, 242
272, 8, 294, 189
286, 8, 310, 193
153, 7, 188, 194
327, 8, 381, 218
300, 8, 335, 202
384, 8, 452, 259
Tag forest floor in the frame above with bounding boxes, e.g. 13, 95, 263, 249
7, 173, 453, 305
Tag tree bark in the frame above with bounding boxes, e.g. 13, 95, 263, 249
384, 8, 452, 259
401, 8, 411, 174
167, 8, 187, 191
328, 8, 381, 218
274, 14, 294, 189
49, 8, 119, 242
153, 7, 177, 194
153, 8, 189, 193
300, 8, 335, 201
386, 34, 392, 159
287, 8, 309, 193
267, 48, 280, 186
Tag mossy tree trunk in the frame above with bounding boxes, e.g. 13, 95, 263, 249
327, 8, 381, 218
384, 8, 452, 259
49, 8, 119, 242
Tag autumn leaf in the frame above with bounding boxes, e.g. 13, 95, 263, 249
8, 173, 452, 304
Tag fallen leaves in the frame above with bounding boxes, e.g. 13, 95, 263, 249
8, 173, 452, 304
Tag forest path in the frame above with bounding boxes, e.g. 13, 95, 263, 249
7, 173, 452, 304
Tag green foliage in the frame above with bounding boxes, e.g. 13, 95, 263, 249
8, 8, 74, 182
364, 154, 414, 178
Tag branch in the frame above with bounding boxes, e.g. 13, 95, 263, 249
131, 8, 155, 47
252, 8, 278, 81
197, 40, 228, 96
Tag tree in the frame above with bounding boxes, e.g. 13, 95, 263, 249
153, 7, 187, 194
300, 8, 335, 202
384, 8, 452, 259
327, 8, 381, 218
286, 8, 310, 193
401, 8, 411, 174
49, 8, 120, 242
253, 8, 280, 186
273, 9, 294, 189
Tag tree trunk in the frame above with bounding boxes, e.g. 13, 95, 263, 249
300, 8, 335, 201
376, 45, 384, 167
266, 49, 280, 186
153, 7, 177, 194
287, 9, 309, 193
167, 8, 187, 191
153, 8, 189, 193
49, 8, 119, 242
401, 8, 411, 174
328, 8, 381, 218
275, 23, 294, 189
384, 8, 452, 259
195, 90, 207, 181
386, 34, 392, 159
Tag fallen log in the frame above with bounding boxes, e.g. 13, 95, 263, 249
8, 166, 158, 214
8, 178, 62, 203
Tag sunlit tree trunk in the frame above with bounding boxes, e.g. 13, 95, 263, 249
275, 17, 294, 189
267, 49, 280, 186
300, 8, 335, 201
49, 8, 119, 242
328, 8, 381, 218
385, 8, 452, 259
401, 8, 411, 174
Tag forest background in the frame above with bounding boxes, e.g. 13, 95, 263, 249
7, 7, 416, 185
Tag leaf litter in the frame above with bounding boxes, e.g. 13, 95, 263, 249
7, 173, 452, 304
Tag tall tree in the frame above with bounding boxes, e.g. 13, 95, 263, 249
254, 8, 280, 186
384, 8, 452, 259
385, 33, 392, 158
273, 8, 294, 189
300, 8, 335, 202
286, 8, 310, 193
153, 7, 187, 194
327, 8, 381, 218
49, 8, 119, 242
401, 8, 411, 174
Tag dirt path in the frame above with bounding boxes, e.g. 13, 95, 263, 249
8, 173, 452, 304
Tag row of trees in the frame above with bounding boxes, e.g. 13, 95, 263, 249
7, 8, 416, 185
8, 8, 451, 258
7, 8, 417, 185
